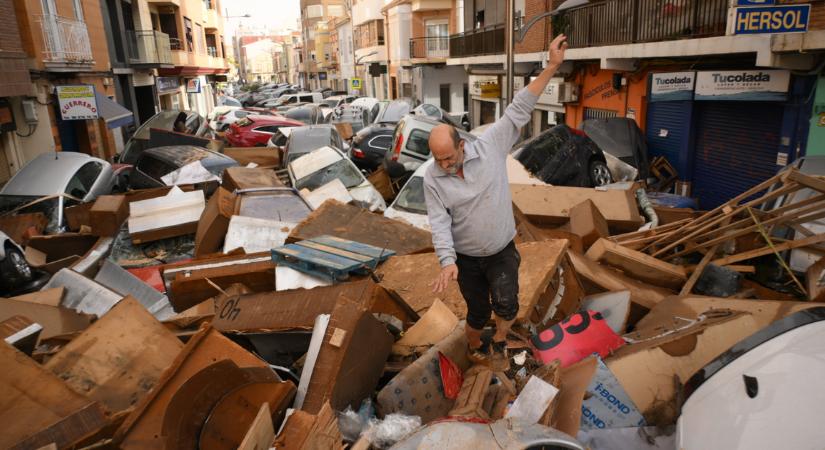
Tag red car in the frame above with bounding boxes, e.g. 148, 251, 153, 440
225, 114, 304, 147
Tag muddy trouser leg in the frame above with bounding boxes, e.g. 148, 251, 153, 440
456, 252, 492, 333
484, 241, 521, 325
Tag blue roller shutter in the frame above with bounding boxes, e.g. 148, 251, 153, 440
692, 101, 783, 209
646, 100, 693, 176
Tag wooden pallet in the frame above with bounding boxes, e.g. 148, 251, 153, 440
271, 235, 395, 281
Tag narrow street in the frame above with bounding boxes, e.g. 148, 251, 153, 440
0, 1, 824, 449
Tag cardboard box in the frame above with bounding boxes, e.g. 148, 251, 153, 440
586, 238, 687, 290
128, 187, 205, 244
223, 147, 281, 168
221, 167, 284, 192
0, 212, 48, 244
89, 195, 128, 237
511, 184, 643, 230
24, 233, 100, 275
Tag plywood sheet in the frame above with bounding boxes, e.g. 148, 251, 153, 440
568, 251, 673, 310
377, 240, 568, 323
0, 342, 108, 449
288, 200, 433, 256
44, 297, 183, 413
0, 298, 93, 340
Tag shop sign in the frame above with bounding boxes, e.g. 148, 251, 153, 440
469, 75, 499, 98
737, 0, 775, 5
734, 4, 809, 35
0, 99, 15, 133
649, 72, 695, 102
695, 70, 790, 101
156, 76, 180, 93
56, 85, 98, 120
186, 78, 202, 93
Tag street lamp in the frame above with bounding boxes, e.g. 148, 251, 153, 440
504, 0, 588, 106
225, 13, 251, 19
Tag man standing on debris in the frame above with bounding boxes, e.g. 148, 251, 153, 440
424, 34, 568, 367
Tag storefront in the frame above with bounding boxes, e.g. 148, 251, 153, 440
564, 65, 649, 130
530, 77, 567, 137
156, 77, 183, 112
644, 69, 813, 209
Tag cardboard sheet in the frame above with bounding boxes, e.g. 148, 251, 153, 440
223, 216, 295, 254
392, 298, 458, 356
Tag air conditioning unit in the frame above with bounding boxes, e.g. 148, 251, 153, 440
556, 82, 579, 103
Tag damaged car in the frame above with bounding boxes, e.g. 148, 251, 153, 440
515, 124, 613, 187
128, 145, 239, 189
288, 146, 386, 212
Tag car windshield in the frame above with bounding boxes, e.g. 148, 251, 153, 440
393, 176, 427, 214
291, 130, 333, 153
0, 194, 79, 234
376, 101, 412, 123
295, 159, 363, 191
321, 99, 339, 108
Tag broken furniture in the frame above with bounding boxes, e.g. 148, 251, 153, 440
272, 235, 395, 282
129, 187, 205, 244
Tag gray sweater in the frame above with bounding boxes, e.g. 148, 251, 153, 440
423, 88, 539, 267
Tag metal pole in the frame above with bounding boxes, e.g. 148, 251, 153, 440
505, 0, 514, 107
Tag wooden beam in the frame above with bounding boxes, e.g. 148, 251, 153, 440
586, 238, 687, 289
711, 233, 825, 266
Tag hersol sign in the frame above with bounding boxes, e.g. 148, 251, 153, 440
56, 85, 99, 120
695, 70, 790, 101
649, 72, 695, 102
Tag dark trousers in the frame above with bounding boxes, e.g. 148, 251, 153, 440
455, 240, 521, 330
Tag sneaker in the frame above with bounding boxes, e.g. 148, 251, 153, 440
467, 340, 491, 365
490, 340, 510, 372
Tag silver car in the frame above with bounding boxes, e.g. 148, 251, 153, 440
1, 152, 116, 202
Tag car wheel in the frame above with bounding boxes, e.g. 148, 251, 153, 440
589, 160, 613, 187
2, 246, 32, 289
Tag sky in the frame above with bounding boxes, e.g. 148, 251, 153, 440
223, 0, 301, 35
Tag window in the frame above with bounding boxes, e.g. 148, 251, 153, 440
369, 135, 392, 151
136, 155, 176, 180
253, 125, 280, 134
184, 17, 194, 52
306, 5, 323, 18
406, 129, 431, 156
195, 24, 205, 54
72, 0, 84, 21
327, 5, 344, 17
65, 162, 102, 198
203, 0, 213, 9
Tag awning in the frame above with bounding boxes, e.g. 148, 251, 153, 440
94, 92, 135, 129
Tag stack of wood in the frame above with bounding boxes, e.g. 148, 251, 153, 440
608, 168, 825, 299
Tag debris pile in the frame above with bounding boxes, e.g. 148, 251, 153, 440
1, 161, 824, 450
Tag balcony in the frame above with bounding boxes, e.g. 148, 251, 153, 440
205, 8, 221, 31
207, 46, 218, 57
36, 14, 94, 65
562, 0, 728, 49
410, 37, 449, 60
448, 25, 504, 58
127, 30, 173, 67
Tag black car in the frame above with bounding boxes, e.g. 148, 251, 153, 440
350, 124, 394, 171
129, 145, 239, 189
515, 125, 613, 187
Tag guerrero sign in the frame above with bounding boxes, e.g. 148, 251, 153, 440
734, 4, 810, 34
695, 70, 790, 101
650, 72, 696, 102
56, 85, 98, 120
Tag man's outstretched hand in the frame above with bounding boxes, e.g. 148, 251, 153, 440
432, 263, 458, 293
548, 34, 568, 69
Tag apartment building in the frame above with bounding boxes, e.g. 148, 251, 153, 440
299, 0, 346, 90
244, 39, 277, 83
331, 16, 354, 92
11, 0, 125, 163
351, 0, 388, 98
149, 0, 229, 117
0, 0, 34, 182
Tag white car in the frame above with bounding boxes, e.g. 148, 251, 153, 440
288, 146, 386, 212
208, 105, 241, 131
384, 154, 546, 231
212, 109, 259, 133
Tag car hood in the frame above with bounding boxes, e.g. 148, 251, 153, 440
384, 207, 430, 231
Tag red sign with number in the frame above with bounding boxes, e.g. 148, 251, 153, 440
531, 310, 625, 367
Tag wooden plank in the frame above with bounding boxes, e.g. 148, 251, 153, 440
311, 235, 395, 260
274, 245, 363, 271
43, 297, 184, 414
0, 299, 93, 340
237, 403, 275, 450
586, 239, 687, 289
568, 199, 609, 250
680, 244, 720, 296
568, 251, 673, 310
712, 233, 825, 266
787, 169, 825, 194
4, 287, 64, 307
294, 240, 375, 263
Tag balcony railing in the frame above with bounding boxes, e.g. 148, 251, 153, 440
36, 14, 93, 63
169, 38, 184, 51
207, 46, 218, 57
449, 25, 504, 58
562, 0, 728, 48
410, 37, 449, 59
126, 30, 172, 66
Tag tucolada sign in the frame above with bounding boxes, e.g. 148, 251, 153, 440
695, 70, 790, 101
650, 72, 695, 102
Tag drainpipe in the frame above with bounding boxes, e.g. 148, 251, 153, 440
505, 0, 514, 107
383, 9, 391, 100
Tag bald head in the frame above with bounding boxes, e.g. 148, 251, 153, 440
429, 124, 464, 175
